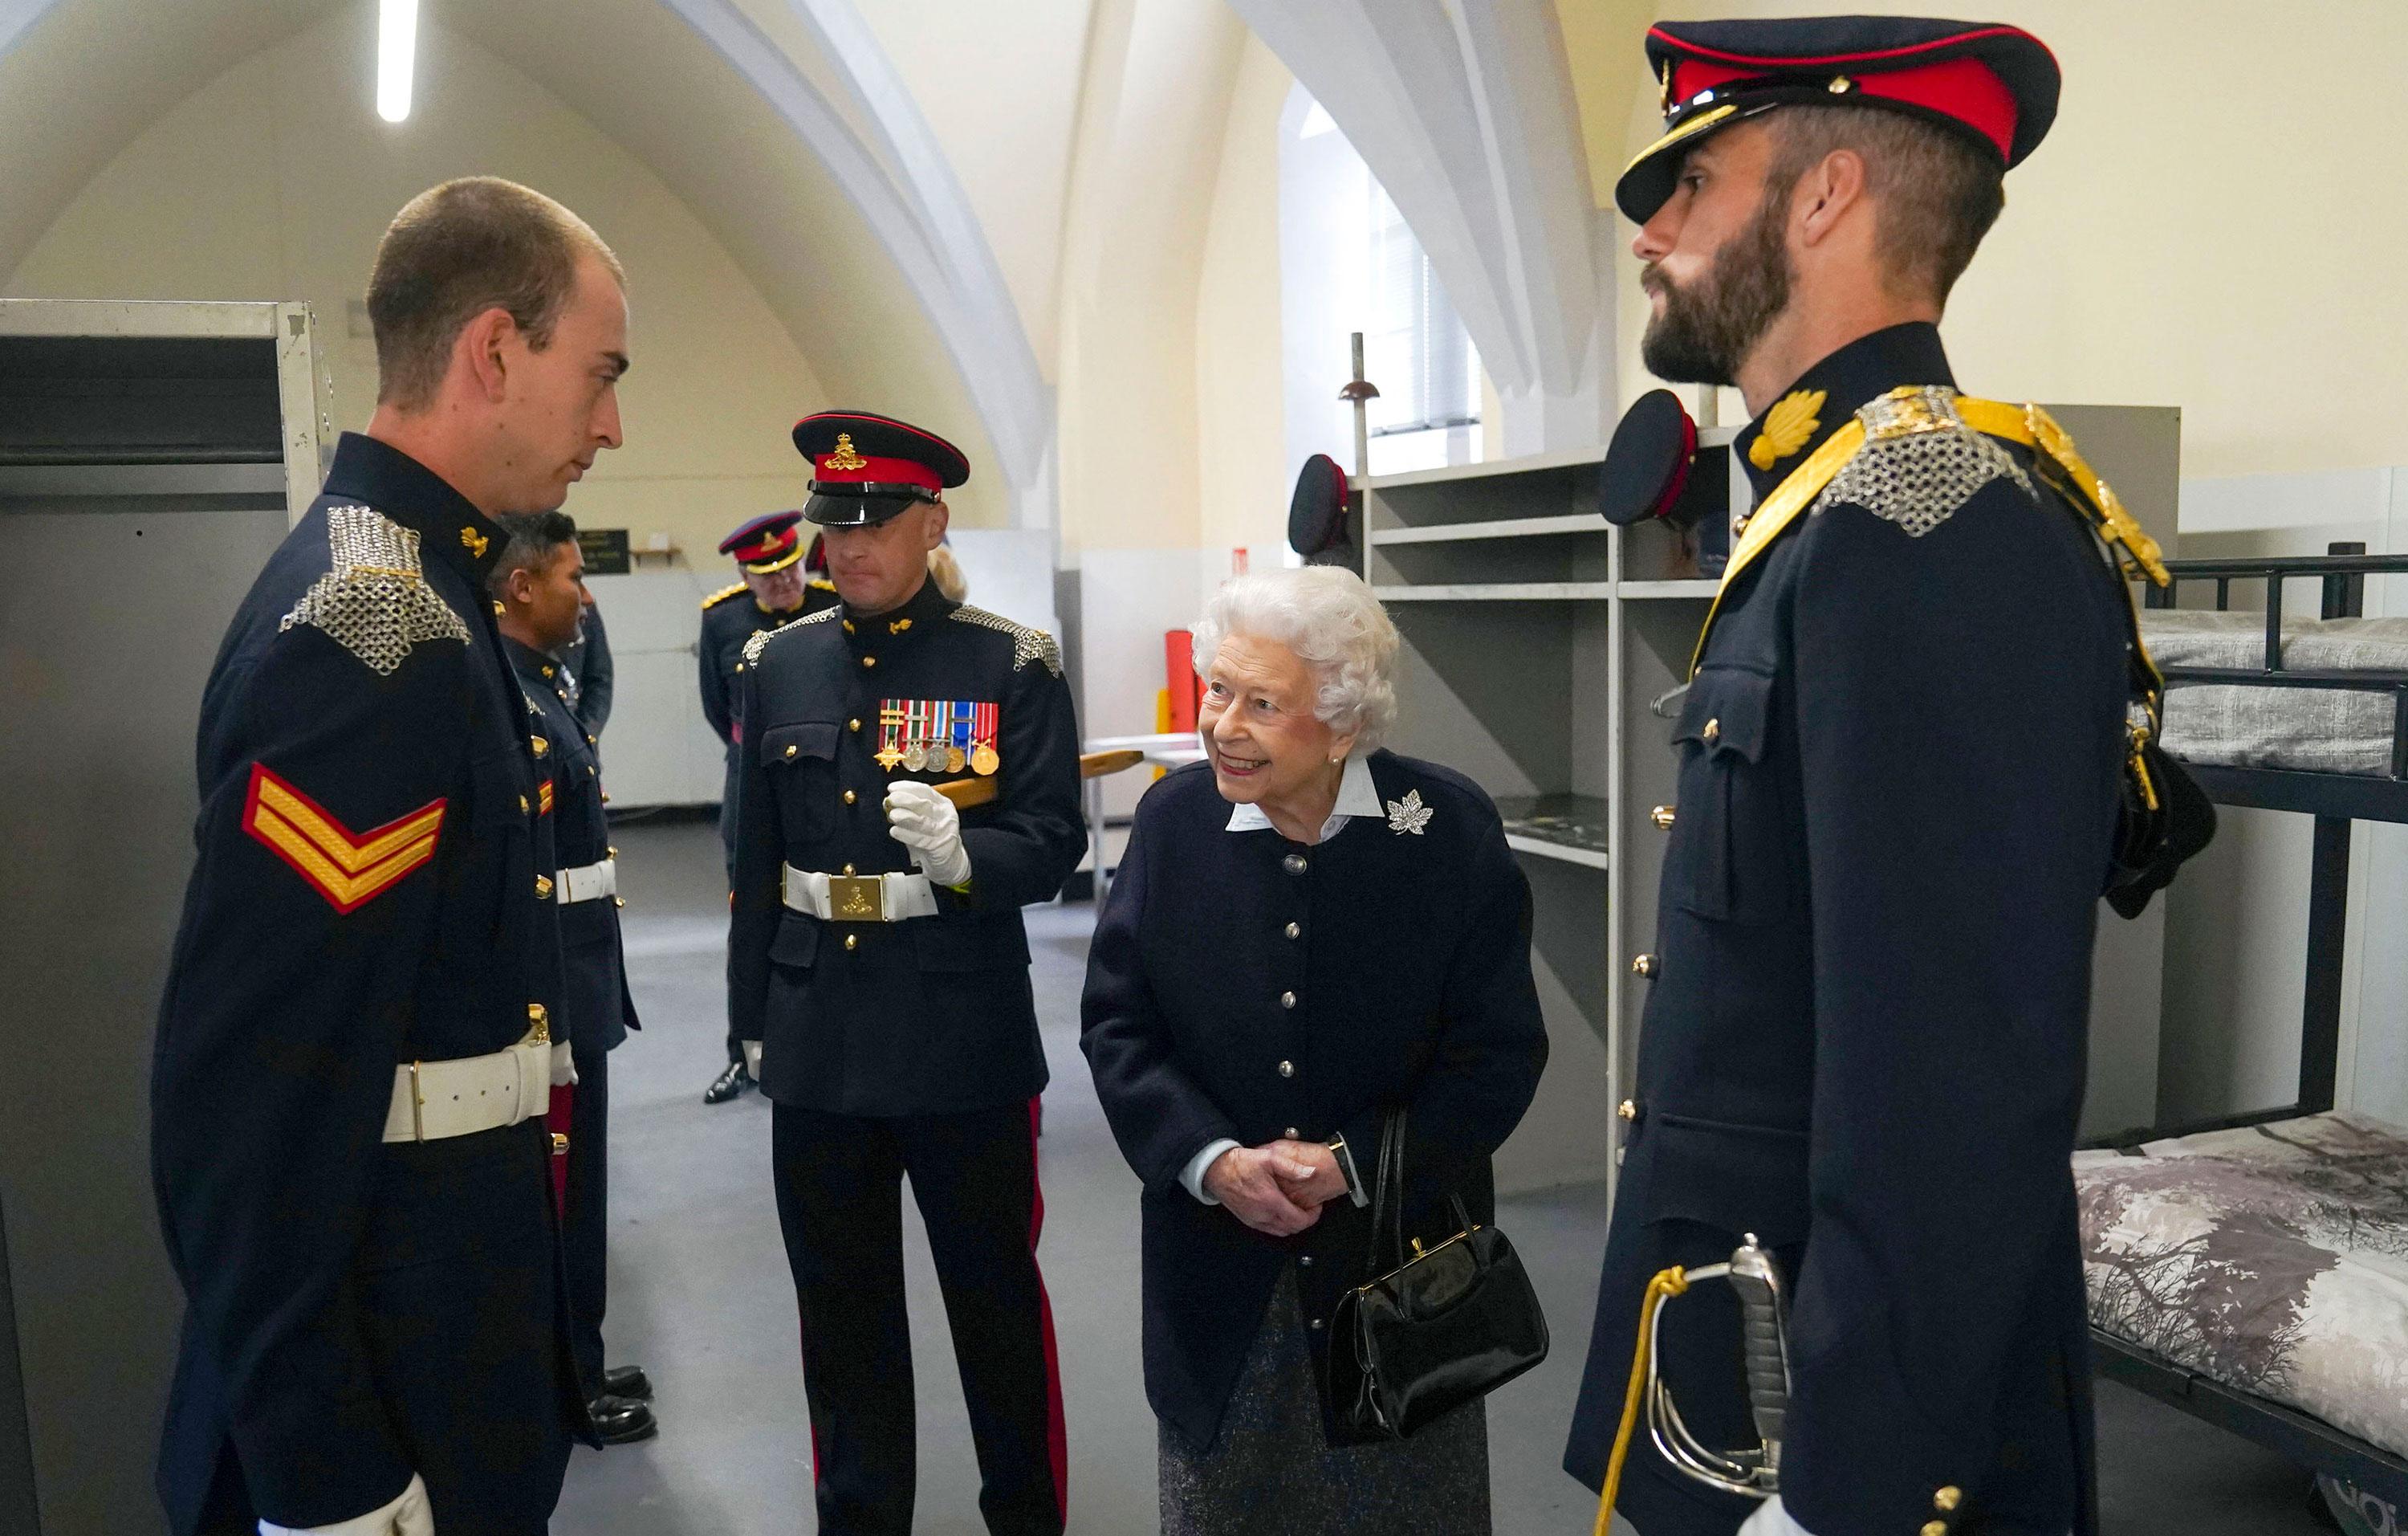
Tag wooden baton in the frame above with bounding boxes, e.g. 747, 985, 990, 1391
932, 748, 1146, 809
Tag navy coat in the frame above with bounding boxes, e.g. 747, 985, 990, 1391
1564, 325, 2125, 1536
726, 577, 1084, 1116
150, 434, 585, 1534
508, 636, 638, 1057
1080, 752, 1548, 1449
698, 576, 837, 870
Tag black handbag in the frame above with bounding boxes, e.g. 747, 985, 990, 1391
1326, 1108, 1549, 1439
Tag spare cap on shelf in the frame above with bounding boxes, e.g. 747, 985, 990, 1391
1600, 389, 1698, 526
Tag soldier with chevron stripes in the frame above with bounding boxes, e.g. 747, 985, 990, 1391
150, 177, 627, 1536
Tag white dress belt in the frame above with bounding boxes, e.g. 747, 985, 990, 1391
555, 856, 616, 905
381, 1029, 557, 1144
781, 864, 938, 923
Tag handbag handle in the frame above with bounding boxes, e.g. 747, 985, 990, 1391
1363, 1106, 1408, 1274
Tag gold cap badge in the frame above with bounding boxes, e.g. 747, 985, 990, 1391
824, 433, 868, 472
1748, 389, 1827, 471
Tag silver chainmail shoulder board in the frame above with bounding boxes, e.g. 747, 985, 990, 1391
741, 605, 839, 667
1812, 385, 2034, 538
950, 604, 1064, 677
278, 505, 470, 675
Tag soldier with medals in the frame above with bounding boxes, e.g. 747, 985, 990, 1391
729, 410, 1082, 1536
1563, 21, 2203, 1536
490, 511, 658, 1448
150, 177, 624, 1536
698, 511, 839, 1104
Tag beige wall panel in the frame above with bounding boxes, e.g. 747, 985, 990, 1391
5, 7, 836, 564
1560, 0, 2408, 480
1194, 35, 1294, 601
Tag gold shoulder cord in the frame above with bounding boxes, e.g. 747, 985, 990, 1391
1691, 389, 2170, 681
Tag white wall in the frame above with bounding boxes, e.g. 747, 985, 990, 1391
2, 6, 832, 566
1564, 0, 2408, 482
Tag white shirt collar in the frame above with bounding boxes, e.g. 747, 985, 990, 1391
1225, 752, 1383, 841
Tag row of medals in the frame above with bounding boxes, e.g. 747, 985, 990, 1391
884, 739, 1001, 776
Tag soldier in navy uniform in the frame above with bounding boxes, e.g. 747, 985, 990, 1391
1563, 21, 2172, 1536
151, 177, 624, 1536
730, 410, 1083, 1536
699, 511, 839, 1104
490, 511, 657, 1448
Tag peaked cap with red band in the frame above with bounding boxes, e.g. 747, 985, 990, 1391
718, 509, 807, 573
1617, 15, 2060, 223
793, 409, 971, 528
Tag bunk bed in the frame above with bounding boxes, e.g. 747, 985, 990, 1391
2076, 546, 2408, 1510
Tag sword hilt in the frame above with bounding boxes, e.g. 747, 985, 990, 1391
1727, 1233, 1790, 1469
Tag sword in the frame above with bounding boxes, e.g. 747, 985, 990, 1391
930, 748, 1145, 810
1597, 1233, 1792, 1532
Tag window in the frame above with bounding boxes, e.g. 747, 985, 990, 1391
1280, 84, 1481, 482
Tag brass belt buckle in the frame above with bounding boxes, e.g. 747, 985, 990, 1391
827, 874, 885, 923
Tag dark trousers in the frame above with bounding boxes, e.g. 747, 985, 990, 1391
564, 1037, 611, 1389
187, 1122, 573, 1536
721, 793, 744, 1066
771, 1100, 1067, 1536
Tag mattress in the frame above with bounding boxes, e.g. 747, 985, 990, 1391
2075, 1112, 2408, 1460
2141, 610, 2408, 776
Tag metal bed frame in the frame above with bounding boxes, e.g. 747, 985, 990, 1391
2092, 544, 2408, 1505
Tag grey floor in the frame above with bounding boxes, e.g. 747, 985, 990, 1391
557, 820, 2334, 1534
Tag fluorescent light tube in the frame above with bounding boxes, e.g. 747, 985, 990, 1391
377, 0, 417, 124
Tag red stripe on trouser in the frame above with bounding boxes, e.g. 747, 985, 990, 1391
800, 1315, 827, 1490
546, 1084, 574, 1215
1027, 1095, 1068, 1522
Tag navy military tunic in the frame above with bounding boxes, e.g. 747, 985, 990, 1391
1564, 324, 2127, 1536
726, 575, 1083, 1114
698, 577, 838, 869
1080, 752, 1549, 1452
152, 434, 588, 1535
509, 637, 640, 1390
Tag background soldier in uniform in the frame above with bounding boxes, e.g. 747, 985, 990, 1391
492, 511, 657, 1448
698, 510, 837, 1104
730, 410, 1083, 1536
150, 177, 626, 1536
1562, 20, 2152, 1536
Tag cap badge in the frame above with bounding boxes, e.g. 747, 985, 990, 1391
460, 526, 490, 559
1827, 75, 1854, 95
1658, 59, 1674, 116
1749, 389, 1827, 471
824, 433, 869, 472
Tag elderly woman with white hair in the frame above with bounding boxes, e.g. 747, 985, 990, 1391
1081, 565, 1548, 1534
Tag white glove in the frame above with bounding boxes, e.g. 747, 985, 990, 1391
550, 1041, 578, 1087
262, 1473, 433, 1536
884, 780, 971, 889
1737, 1495, 1816, 1536
743, 1039, 763, 1078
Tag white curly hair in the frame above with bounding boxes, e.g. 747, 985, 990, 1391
1190, 565, 1400, 752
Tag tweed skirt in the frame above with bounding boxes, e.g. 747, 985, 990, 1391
1159, 1267, 1491, 1536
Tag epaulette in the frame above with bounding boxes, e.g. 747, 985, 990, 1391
1694, 386, 2170, 674
740, 605, 839, 666
702, 581, 748, 610
279, 504, 470, 675
950, 604, 1063, 677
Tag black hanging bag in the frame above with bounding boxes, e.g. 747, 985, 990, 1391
1326, 1108, 1550, 1439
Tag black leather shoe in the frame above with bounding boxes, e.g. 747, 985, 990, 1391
603, 1364, 653, 1401
588, 1393, 658, 1445
704, 1061, 754, 1105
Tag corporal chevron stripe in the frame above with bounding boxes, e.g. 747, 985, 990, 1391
241, 762, 445, 914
